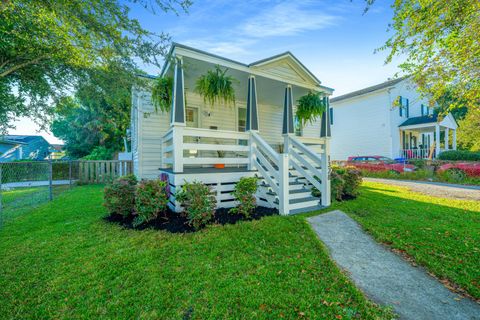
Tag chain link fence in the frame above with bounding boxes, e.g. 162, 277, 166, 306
0, 161, 80, 227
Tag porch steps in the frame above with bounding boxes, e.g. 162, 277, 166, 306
289, 204, 324, 215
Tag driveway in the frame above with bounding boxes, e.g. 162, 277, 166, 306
364, 178, 480, 201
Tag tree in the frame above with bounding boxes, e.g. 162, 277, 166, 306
370, 1, 479, 112
457, 108, 480, 151
51, 62, 138, 158
0, 0, 191, 132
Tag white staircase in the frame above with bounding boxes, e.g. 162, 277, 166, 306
250, 132, 330, 215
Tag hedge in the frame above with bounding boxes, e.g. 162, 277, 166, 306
438, 150, 480, 161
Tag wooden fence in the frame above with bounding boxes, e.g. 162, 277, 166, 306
78, 160, 133, 183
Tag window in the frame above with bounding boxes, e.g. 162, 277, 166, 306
398, 96, 409, 118
185, 107, 198, 127
238, 108, 246, 132
294, 116, 303, 136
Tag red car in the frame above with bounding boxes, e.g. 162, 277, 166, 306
346, 156, 415, 173
437, 162, 480, 177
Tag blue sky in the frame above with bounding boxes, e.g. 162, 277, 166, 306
10, 0, 402, 143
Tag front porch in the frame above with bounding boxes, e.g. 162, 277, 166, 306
398, 113, 458, 159
157, 44, 334, 215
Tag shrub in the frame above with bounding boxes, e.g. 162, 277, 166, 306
176, 181, 216, 230
230, 177, 258, 218
103, 174, 137, 217
311, 166, 362, 201
438, 150, 480, 161
83, 146, 114, 160
330, 170, 345, 201
133, 179, 169, 227
340, 166, 362, 199
408, 158, 427, 169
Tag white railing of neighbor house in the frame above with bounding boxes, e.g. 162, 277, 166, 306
161, 126, 250, 172
401, 148, 435, 159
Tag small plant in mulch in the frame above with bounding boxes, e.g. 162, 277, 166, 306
103, 174, 137, 217
133, 179, 169, 227
229, 176, 258, 218
175, 181, 217, 230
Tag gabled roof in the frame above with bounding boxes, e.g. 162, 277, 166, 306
399, 114, 438, 127
2, 135, 46, 144
331, 77, 408, 103
158, 42, 333, 91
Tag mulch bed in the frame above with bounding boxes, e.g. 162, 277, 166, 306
105, 206, 278, 233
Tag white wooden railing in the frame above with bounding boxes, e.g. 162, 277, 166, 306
288, 136, 330, 207
160, 126, 331, 214
401, 148, 435, 159
161, 126, 250, 172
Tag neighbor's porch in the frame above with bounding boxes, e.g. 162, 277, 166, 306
398, 113, 458, 159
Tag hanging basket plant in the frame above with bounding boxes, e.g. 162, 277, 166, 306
296, 91, 326, 125
151, 76, 173, 112
195, 65, 237, 107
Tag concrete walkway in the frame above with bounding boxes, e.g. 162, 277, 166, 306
308, 210, 480, 320
364, 177, 480, 201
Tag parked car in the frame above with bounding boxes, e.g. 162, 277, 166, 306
346, 156, 416, 173
437, 162, 480, 177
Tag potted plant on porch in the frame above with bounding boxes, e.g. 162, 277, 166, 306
214, 149, 226, 169
296, 91, 326, 125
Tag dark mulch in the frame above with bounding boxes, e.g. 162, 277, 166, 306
104, 206, 278, 233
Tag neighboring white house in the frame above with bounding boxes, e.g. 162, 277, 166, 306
131, 43, 333, 215
329, 77, 458, 161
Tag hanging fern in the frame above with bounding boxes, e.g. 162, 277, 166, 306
296, 91, 326, 125
151, 76, 173, 112
195, 65, 237, 106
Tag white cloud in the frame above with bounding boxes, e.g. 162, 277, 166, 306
240, 2, 338, 38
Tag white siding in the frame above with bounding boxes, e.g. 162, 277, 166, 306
330, 91, 391, 160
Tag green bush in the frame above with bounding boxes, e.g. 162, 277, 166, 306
330, 170, 345, 201
176, 181, 216, 230
83, 146, 114, 160
230, 177, 258, 218
134, 179, 169, 227
408, 158, 427, 169
438, 150, 480, 161
311, 166, 362, 201
340, 166, 362, 199
103, 174, 137, 217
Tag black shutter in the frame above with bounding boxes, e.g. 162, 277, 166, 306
399, 96, 403, 116
329, 108, 333, 125
406, 99, 409, 118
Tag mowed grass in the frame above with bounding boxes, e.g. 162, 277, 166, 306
311, 181, 480, 300
0, 185, 392, 319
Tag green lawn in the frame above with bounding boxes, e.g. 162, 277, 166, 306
311, 181, 480, 300
0, 185, 392, 319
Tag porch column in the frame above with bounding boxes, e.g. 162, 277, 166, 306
170, 57, 185, 173
170, 57, 186, 126
246, 76, 259, 131
435, 124, 441, 156
320, 96, 331, 138
247, 76, 259, 170
445, 128, 450, 150
282, 85, 294, 135
453, 129, 457, 150
320, 95, 331, 206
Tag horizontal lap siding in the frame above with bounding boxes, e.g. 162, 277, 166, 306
330, 92, 391, 160
258, 104, 283, 147
138, 90, 170, 179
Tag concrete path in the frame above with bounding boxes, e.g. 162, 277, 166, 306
364, 177, 480, 201
308, 210, 480, 320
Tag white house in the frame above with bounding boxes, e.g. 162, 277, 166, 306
329, 77, 458, 161
131, 43, 333, 215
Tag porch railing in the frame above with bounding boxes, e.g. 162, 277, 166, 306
161, 127, 250, 172
401, 148, 435, 159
